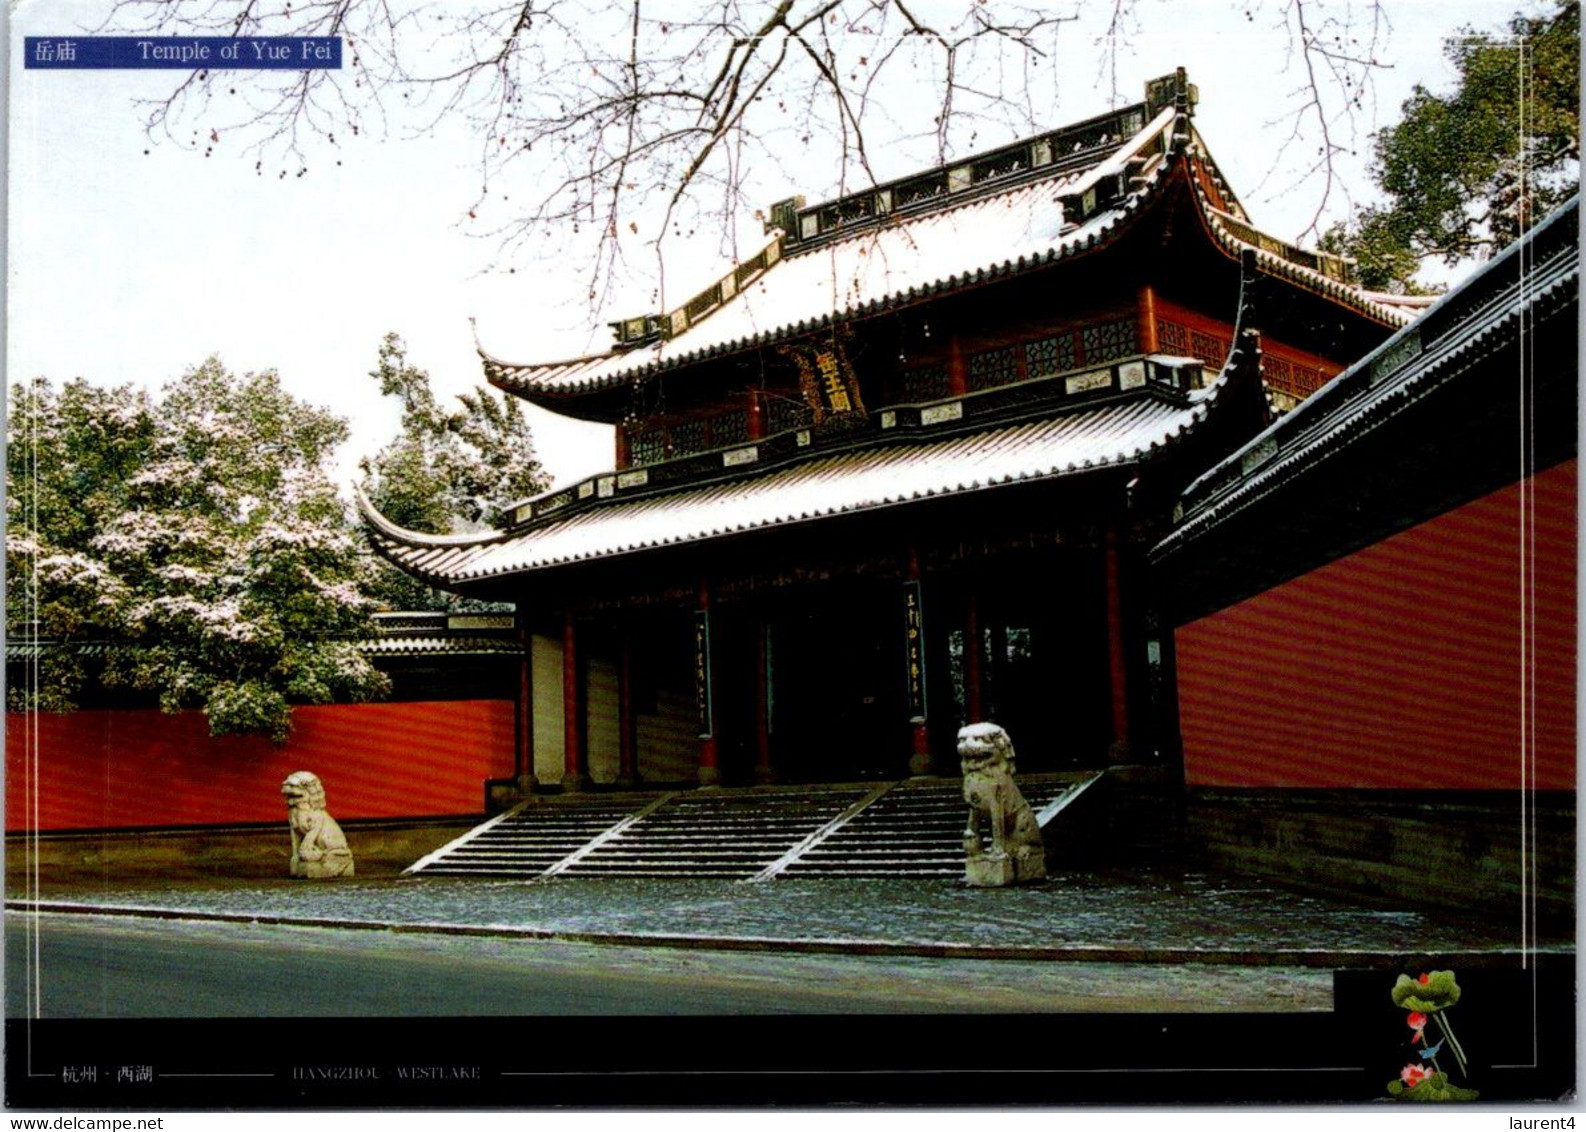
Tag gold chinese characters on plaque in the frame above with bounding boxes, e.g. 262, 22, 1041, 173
776, 333, 867, 424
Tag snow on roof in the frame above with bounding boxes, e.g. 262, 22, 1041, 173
363, 385, 1224, 587
481, 106, 1180, 400
479, 87, 1412, 407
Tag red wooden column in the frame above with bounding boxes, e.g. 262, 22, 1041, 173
747, 392, 767, 441
905, 547, 933, 777
948, 337, 968, 397
616, 628, 639, 788
753, 619, 776, 784
1104, 524, 1132, 761
988, 623, 1007, 714
615, 426, 631, 470
695, 579, 721, 787
964, 592, 985, 723
561, 609, 591, 792
1137, 285, 1160, 354
514, 625, 537, 795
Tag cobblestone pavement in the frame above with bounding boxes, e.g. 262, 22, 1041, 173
6, 865, 1557, 964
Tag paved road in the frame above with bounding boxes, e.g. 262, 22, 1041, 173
6, 912, 1331, 1017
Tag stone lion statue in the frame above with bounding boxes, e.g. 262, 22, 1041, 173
280, 771, 355, 879
959, 723, 1046, 887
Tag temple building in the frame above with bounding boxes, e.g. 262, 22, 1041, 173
361, 71, 1415, 794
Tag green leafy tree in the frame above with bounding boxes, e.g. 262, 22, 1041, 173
1325, 0, 1580, 292
359, 333, 549, 609
362, 333, 548, 532
6, 362, 391, 741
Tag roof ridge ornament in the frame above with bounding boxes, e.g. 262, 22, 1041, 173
774, 99, 1160, 252
1223, 247, 1273, 431
1145, 67, 1197, 118
1236, 246, 1263, 330
469, 315, 506, 364
608, 234, 785, 348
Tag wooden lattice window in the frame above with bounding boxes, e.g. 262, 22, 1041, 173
711, 409, 751, 446
1157, 320, 1228, 369
657, 419, 702, 458
1025, 334, 1077, 378
628, 406, 759, 465
1157, 320, 1189, 357
967, 345, 1020, 392
1188, 329, 1231, 369
900, 365, 952, 402
1261, 355, 1329, 400
630, 429, 668, 466
765, 397, 814, 434
1081, 318, 1139, 366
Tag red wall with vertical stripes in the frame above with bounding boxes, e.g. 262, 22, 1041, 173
6, 700, 515, 831
1176, 460, 1576, 790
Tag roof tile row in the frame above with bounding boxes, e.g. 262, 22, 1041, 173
365, 387, 1223, 587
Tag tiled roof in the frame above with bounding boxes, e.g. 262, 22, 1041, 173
5, 641, 113, 660
1191, 196, 1416, 328
6, 634, 523, 663
480, 105, 1180, 399
362, 381, 1234, 588
1361, 291, 1439, 314
479, 89, 1411, 404
358, 636, 523, 657
1156, 196, 1580, 558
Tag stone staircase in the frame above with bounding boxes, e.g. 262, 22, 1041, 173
555, 785, 874, 879
406, 773, 1104, 881
405, 795, 666, 878
776, 775, 1094, 879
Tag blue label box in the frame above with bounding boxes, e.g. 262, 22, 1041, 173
25, 37, 342, 70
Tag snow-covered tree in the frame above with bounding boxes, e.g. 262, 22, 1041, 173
6, 361, 391, 742
361, 333, 549, 535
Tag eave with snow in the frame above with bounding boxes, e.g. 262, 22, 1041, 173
472, 69, 1414, 427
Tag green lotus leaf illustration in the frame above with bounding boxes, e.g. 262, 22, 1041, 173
1387, 1072, 1479, 1102
1391, 970, 1462, 1013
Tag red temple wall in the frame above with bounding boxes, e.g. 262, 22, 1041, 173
5, 700, 515, 832
1176, 460, 1577, 790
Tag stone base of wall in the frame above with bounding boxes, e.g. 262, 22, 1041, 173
1184, 789, 1575, 928
5, 819, 474, 891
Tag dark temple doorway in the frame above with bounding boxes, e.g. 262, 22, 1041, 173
770, 583, 909, 783
943, 550, 1113, 771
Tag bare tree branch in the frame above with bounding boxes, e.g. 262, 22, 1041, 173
105, 0, 1386, 309
1259, 0, 1391, 240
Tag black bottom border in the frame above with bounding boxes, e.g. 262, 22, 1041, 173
6, 961, 1575, 1109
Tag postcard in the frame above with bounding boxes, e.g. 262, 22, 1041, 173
6, 0, 1576, 1114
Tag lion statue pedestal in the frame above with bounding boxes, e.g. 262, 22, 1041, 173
280, 771, 355, 879
958, 723, 1046, 887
